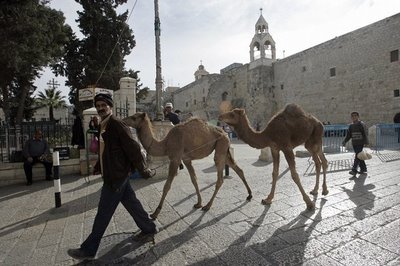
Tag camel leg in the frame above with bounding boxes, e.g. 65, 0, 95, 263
283, 149, 315, 210
202, 141, 228, 211
262, 149, 280, 205
309, 151, 321, 195
151, 160, 180, 219
203, 158, 224, 211
319, 151, 329, 195
183, 160, 202, 209
226, 149, 252, 201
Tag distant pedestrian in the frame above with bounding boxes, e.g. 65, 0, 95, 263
164, 102, 180, 125
22, 129, 53, 186
342, 111, 368, 175
67, 93, 156, 261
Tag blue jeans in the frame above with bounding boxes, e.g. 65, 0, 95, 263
352, 145, 367, 172
81, 179, 156, 256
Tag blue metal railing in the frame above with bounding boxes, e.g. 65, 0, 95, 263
375, 124, 400, 151
323, 124, 349, 153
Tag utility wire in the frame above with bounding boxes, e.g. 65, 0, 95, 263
95, 0, 138, 86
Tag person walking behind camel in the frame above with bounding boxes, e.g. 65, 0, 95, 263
342, 111, 369, 175
67, 93, 156, 261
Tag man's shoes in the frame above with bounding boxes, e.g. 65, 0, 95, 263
179, 163, 184, 170
349, 170, 358, 176
359, 170, 368, 174
67, 248, 95, 260
26, 181, 32, 186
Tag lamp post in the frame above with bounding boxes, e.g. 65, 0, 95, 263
154, 0, 163, 120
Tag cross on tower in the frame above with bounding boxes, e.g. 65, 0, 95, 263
260, 8, 263, 15
47, 78, 60, 89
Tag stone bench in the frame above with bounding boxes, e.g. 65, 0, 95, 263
0, 159, 80, 186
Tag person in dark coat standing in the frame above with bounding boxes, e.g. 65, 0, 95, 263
342, 111, 369, 175
68, 93, 156, 260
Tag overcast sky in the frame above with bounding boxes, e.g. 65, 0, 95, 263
34, 0, 400, 98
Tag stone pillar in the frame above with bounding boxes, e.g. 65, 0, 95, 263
81, 107, 99, 176
259, 147, 272, 162
116, 77, 137, 116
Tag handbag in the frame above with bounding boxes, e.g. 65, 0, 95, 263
357, 150, 372, 160
89, 136, 99, 153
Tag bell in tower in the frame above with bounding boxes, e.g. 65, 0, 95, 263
249, 8, 276, 64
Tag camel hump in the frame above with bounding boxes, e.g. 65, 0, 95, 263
283, 103, 306, 117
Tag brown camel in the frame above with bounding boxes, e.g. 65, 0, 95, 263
218, 103, 328, 210
123, 113, 252, 219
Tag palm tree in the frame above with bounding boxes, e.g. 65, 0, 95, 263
36, 87, 67, 121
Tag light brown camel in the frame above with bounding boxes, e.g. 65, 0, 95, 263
218, 103, 328, 210
123, 113, 252, 219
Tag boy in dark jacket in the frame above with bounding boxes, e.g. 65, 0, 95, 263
342, 111, 368, 175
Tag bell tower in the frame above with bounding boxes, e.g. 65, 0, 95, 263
249, 8, 276, 65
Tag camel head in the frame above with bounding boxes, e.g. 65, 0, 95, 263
218, 108, 245, 127
123, 112, 148, 130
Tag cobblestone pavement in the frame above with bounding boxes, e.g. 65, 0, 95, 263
0, 140, 399, 265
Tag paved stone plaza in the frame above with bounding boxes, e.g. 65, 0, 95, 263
0, 140, 399, 265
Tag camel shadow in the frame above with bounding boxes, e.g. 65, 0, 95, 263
131, 200, 252, 265
342, 173, 376, 220
192, 198, 326, 265
251, 159, 272, 167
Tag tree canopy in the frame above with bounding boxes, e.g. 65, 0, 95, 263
55, 0, 138, 113
0, 0, 71, 124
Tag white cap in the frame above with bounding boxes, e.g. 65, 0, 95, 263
165, 102, 173, 108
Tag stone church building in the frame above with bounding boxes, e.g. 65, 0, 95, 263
169, 12, 400, 128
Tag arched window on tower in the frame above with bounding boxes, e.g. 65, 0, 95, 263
257, 25, 266, 33
264, 41, 272, 59
253, 42, 261, 59
222, 91, 228, 101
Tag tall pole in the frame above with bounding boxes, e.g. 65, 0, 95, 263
154, 0, 163, 120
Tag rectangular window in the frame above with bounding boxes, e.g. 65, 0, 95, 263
390, 50, 399, 62
302, 66, 306, 72
185, 102, 188, 107
194, 99, 197, 105
202, 97, 206, 102
330, 67, 336, 77
394, 89, 400, 97
280, 84, 284, 90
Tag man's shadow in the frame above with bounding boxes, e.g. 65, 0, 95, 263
343, 174, 376, 220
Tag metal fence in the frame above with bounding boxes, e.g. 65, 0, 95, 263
322, 124, 349, 153
0, 120, 74, 163
375, 123, 400, 151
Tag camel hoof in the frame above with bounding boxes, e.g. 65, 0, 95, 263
322, 190, 329, 196
201, 205, 210, 211
310, 190, 318, 195
246, 195, 253, 201
193, 203, 202, 209
261, 199, 272, 205
307, 202, 315, 211
150, 213, 158, 220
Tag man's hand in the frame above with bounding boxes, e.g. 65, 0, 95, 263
27, 157, 33, 163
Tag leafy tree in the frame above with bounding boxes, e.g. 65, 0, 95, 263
0, 0, 71, 124
36, 87, 67, 121
54, 0, 136, 113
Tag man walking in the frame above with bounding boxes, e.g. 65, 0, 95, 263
68, 93, 156, 260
